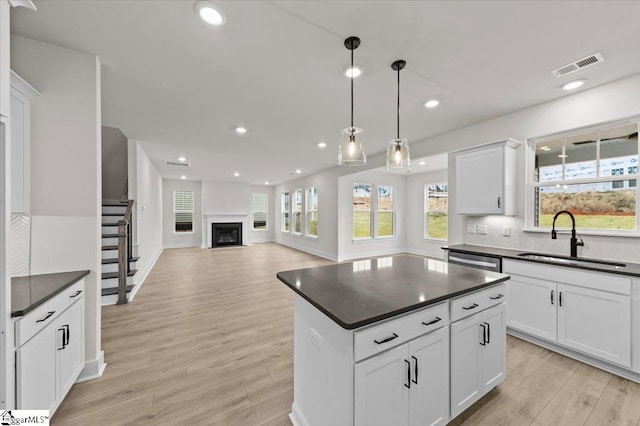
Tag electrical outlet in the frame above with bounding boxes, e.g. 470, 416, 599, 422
477, 225, 488, 234
310, 328, 322, 350
466, 225, 477, 234
502, 226, 511, 236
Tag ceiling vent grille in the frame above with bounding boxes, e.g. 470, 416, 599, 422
552, 53, 605, 77
166, 161, 191, 167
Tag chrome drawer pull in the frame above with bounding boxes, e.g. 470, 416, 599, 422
70, 290, 82, 298
489, 294, 504, 300
462, 303, 479, 311
36, 311, 56, 323
422, 317, 442, 326
374, 333, 398, 345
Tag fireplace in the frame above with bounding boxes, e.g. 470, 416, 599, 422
211, 222, 243, 248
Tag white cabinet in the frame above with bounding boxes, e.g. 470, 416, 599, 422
15, 323, 57, 411
504, 260, 632, 368
15, 280, 85, 413
451, 303, 506, 419
454, 139, 520, 216
557, 283, 630, 367
354, 327, 449, 426
10, 71, 38, 214
507, 275, 557, 341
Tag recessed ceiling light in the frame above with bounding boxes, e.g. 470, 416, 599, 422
265, 181, 270, 185
424, 99, 440, 108
195, 1, 226, 26
295, 169, 302, 174
181, 175, 186, 180
178, 156, 186, 162
344, 65, 363, 79
539, 146, 551, 151
317, 142, 327, 148
419, 161, 426, 166
558, 154, 568, 158
235, 126, 247, 134
561, 79, 586, 91
233, 171, 240, 177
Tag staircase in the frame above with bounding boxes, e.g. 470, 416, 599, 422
101, 200, 138, 305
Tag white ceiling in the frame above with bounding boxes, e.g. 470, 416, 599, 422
11, 1, 640, 184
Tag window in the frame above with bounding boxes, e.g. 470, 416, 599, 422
377, 185, 394, 237
305, 187, 319, 237
425, 183, 448, 240
529, 120, 639, 232
293, 189, 303, 235
353, 184, 372, 238
281, 192, 290, 232
174, 190, 194, 233
252, 193, 268, 230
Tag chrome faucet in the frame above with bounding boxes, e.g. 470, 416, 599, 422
551, 210, 584, 257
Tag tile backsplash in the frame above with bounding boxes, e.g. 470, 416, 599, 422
11, 214, 30, 276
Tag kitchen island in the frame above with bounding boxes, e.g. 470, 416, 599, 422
277, 254, 510, 426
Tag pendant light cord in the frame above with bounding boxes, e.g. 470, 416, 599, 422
396, 67, 400, 140
351, 47, 354, 130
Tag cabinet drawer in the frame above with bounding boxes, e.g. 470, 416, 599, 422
354, 302, 449, 362
15, 279, 85, 347
451, 283, 506, 322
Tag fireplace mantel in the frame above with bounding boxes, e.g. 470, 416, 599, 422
203, 214, 249, 248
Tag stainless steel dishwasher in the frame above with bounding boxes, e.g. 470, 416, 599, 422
446, 251, 502, 272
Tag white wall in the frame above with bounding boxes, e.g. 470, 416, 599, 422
337, 169, 406, 261
11, 35, 103, 379
406, 169, 448, 259
101, 126, 128, 201
133, 142, 163, 285
163, 179, 202, 248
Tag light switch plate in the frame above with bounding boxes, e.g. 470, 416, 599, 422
466, 225, 477, 234
502, 225, 511, 236
477, 225, 488, 234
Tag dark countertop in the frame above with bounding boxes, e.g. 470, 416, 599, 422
444, 244, 640, 277
12, 270, 90, 317
277, 254, 509, 330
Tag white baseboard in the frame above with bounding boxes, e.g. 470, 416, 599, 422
77, 350, 106, 382
129, 247, 163, 302
275, 240, 338, 262
163, 242, 201, 249
289, 402, 308, 426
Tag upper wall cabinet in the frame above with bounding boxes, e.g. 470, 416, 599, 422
454, 139, 521, 216
10, 71, 39, 214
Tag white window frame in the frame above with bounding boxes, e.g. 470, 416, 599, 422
525, 117, 640, 237
173, 190, 194, 234
305, 186, 319, 238
353, 183, 373, 240
376, 184, 395, 239
281, 192, 291, 233
424, 183, 448, 241
251, 193, 268, 231
292, 188, 303, 236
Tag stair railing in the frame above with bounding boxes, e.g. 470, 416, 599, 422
117, 200, 134, 305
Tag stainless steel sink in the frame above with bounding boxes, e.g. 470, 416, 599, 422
517, 253, 626, 270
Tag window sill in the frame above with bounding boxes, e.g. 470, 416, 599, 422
173, 231, 195, 235
424, 237, 447, 242
252, 229, 269, 232
304, 235, 319, 240
523, 227, 640, 238
352, 237, 397, 243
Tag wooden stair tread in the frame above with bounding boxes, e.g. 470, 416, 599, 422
102, 257, 140, 265
102, 245, 118, 251
102, 234, 119, 238
102, 201, 129, 207
101, 285, 134, 296
102, 222, 121, 227
102, 213, 125, 217
101, 270, 137, 279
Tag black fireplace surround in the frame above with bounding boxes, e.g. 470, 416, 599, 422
211, 222, 243, 248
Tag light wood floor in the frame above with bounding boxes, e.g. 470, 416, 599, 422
52, 243, 640, 425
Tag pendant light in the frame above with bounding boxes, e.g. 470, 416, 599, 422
386, 60, 411, 172
338, 36, 366, 166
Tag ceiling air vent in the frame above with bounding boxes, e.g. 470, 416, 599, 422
552, 53, 604, 77
166, 161, 191, 167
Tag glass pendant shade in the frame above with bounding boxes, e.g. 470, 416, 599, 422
386, 138, 411, 172
338, 127, 366, 166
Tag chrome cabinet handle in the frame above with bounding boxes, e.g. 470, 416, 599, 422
480, 324, 487, 346
36, 311, 56, 323
411, 356, 418, 385
422, 317, 442, 326
463, 303, 479, 311
374, 333, 398, 345
70, 290, 82, 298
490, 294, 504, 300
404, 359, 411, 389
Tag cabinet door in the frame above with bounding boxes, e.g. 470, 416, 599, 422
507, 276, 557, 341
354, 344, 410, 426
456, 147, 503, 215
557, 284, 631, 367
450, 315, 482, 419
57, 299, 85, 398
408, 327, 449, 426
16, 325, 58, 411
481, 304, 506, 390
